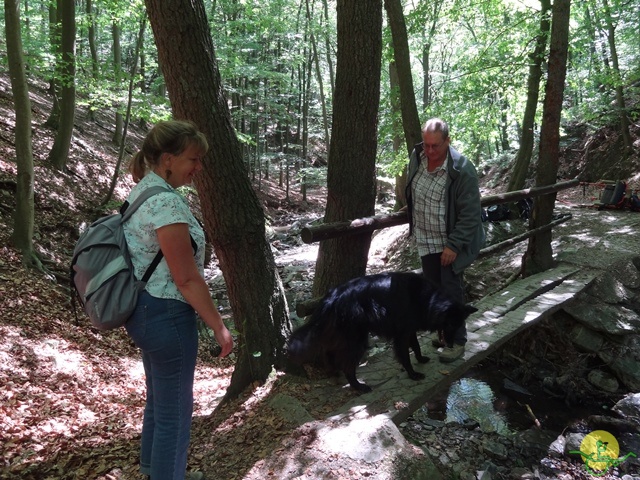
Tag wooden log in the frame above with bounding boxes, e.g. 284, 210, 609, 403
300, 211, 408, 244
300, 178, 580, 244
478, 214, 572, 258
480, 178, 580, 207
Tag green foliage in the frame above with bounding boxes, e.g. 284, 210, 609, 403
298, 166, 327, 187
1, 0, 638, 186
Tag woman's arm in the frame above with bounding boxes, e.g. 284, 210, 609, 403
156, 223, 233, 357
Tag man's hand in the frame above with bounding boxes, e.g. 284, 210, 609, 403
440, 246, 457, 266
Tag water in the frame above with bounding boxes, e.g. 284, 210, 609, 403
445, 378, 511, 435
421, 367, 600, 435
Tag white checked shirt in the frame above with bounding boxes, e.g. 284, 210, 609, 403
411, 149, 448, 256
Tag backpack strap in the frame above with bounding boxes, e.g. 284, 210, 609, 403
120, 185, 171, 220
120, 185, 198, 283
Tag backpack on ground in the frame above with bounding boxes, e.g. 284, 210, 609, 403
485, 204, 510, 222
598, 180, 626, 210
517, 197, 534, 221
70, 186, 169, 331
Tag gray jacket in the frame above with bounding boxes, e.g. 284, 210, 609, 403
405, 143, 485, 274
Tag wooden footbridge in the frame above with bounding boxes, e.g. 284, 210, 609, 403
327, 263, 598, 425
295, 179, 622, 424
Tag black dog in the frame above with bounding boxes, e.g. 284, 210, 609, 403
287, 272, 477, 392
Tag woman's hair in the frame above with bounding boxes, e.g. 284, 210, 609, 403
129, 120, 209, 182
422, 118, 449, 140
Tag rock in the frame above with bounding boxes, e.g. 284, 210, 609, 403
587, 369, 619, 392
564, 433, 585, 457
246, 416, 442, 480
599, 347, 640, 391
509, 467, 536, 479
586, 272, 634, 304
476, 469, 493, 480
268, 393, 314, 426
615, 258, 640, 289
563, 302, 640, 335
613, 392, 640, 423
548, 435, 565, 458
617, 432, 640, 468
481, 438, 509, 460
516, 428, 558, 456
569, 324, 605, 352
587, 414, 640, 434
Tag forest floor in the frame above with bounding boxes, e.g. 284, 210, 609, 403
1, 75, 639, 479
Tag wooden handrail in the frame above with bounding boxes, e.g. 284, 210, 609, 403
300, 178, 580, 244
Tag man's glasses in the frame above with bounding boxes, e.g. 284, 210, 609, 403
423, 141, 444, 150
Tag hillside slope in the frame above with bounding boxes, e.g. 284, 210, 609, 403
2, 74, 640, 479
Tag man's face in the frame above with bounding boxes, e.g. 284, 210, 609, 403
422, 131, 450, 165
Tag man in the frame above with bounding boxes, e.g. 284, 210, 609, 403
405, 118, 484, 362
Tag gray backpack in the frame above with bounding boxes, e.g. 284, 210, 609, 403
70, 186, 169, 330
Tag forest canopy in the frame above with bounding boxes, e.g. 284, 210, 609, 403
3, 0, 638, 179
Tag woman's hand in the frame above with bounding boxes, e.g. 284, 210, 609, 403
213, 324, 234, 357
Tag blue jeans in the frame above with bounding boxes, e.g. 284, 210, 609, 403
126, 291, 198, 480
420, 253, 467, 346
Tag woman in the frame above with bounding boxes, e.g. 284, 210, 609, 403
123, 120, 233, 480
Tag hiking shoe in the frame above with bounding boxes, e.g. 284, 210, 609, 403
431, 334, 446, 349
438, 344, 465, 363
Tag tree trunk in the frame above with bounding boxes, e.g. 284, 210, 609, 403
43, 2, 60, 129
601, 0, 632, 154
87, 0, 99, 79
47, 0, 75, 172
523, 0, 571, 276
507, 0, 551, 194
311, 0, 382, 297
384, 0, 423, 209
321, 0, 335, 95
104, 17, 146, 206
86, 0, 99, 121
421, 0, 444, 110
499, 95, 509, 151
384, 0, 422, 154
5, 0, 39, 267
111, 21, 123, 146
144, 0, 290, 400
389, 62, 407, 210
306, 0, 330, 152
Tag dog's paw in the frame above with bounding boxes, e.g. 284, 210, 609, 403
352, 382, 372, 393
408, 371, 425, 381
416, 355, 431, 364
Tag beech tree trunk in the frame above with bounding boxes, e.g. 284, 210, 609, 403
5, 0, 38, 267
47, 0, 75, 172
601, 0, 632, 154
111, 22, 123, 146
311, 0, 382, 297
384, 0, 423, 209
144, 0, 290, 400
389, 62, 408, 210
44, 3, 60, 129
507, 0, 551, 195
523, 0, 571, 276
384, 0, 422, 153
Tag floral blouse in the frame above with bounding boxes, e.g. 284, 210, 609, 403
123, 172, 205, 303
